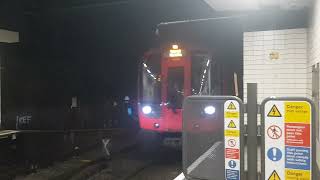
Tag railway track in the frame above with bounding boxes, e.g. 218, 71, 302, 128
6, 129, 180, 180
79, 144, 182, 180
5, 128, 134, 180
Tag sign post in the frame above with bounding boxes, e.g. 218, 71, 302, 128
182, 96, 244, 180
261, 98, 316, 180
224, 100, 241, 180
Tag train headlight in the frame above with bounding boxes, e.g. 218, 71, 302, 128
142, 105, 152, 115
204, 106, 215, 115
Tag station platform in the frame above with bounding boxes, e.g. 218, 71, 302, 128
174, 173, 186, 180
0, 130, 19, 140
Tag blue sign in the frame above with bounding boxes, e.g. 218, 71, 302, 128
226, 169, 239, 180
285, 146, 311, 170
267, 147, 282, 162
228, 160, 237, 168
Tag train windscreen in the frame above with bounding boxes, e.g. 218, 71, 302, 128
192, 56, 211, 95
191, 55, 221, 96
167, 67, 184, 109
140, 54, 161, 104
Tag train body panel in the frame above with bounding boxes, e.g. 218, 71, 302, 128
138, 108, 182, 132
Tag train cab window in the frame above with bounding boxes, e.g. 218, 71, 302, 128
191, 55, 212, 95
140, 53, 161, 103
167, 67, 184, 109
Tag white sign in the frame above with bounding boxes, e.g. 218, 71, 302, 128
264, 100, 312, 180
224, 100, 240, 180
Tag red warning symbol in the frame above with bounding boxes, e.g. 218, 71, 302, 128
267, 125, 282, 140
228, 139, 237, 147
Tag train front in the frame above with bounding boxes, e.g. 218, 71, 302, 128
138, 44, 222, 134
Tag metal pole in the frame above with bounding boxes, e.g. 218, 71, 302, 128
312, 64, 319, 142
247, 83, 258, 180
208, 60, 212, 94
311, 64, 320, 180
0, 48, 2, 129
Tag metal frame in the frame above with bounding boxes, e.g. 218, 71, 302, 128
260, 97, 316, 180
312, 64, 319, 142
246, 83, 258, 180
182, 95, 245, 180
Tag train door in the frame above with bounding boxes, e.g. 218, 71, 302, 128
161, 45, 191, 131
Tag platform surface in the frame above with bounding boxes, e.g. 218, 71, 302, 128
174, 173, 186, 180
0, 130, 19, 139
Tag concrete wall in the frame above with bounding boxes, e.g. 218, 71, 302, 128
308, 0, 320, 169
0, 0, 22, 31
243, 28, 308, 103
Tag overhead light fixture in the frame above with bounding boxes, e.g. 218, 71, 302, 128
203, 0, 311, 11
206, 60, 210, 66
202, 0, 259, 11
172, 44, 179, 50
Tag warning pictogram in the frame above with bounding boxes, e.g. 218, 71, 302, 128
228, 160, 237, 168
267, 147, 282, 162
268, 170, 280, 180
228, 120, 237, 128
267, 125, 282, 139
228, 139, 237, 147
267, 105, 282, 117
227, 102, 237, 110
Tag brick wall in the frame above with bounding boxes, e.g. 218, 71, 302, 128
243, 28, 308, 104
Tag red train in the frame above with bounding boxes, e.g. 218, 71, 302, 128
137, 44, 233, 135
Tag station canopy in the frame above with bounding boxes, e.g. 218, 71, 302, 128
202, 0, 312, 11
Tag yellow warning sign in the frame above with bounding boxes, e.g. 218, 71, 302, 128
285, 102, 311, 124
267, 105, 282, 117
225, 130, 239, 137
227, 102, 237, 110
228, 120, 237, 128
268, 170, 280, 180
225, 112, 239, 118
285, 169, 310, 180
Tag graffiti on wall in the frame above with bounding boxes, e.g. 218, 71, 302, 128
16, 113, 32, 129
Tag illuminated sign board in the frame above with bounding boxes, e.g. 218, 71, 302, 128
169, 49, 183, 58
169, 44, 183, 58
